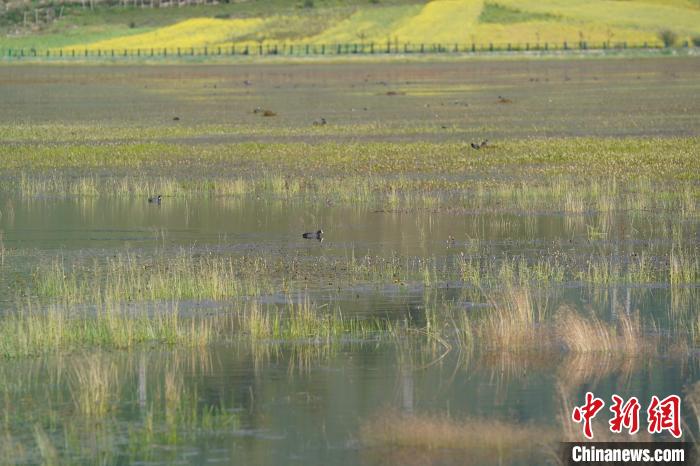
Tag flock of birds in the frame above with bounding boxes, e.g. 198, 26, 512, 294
158, 92, 505, 243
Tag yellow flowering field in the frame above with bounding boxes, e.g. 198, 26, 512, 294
56, 0, 700, 52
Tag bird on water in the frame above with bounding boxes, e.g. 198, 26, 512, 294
302, 229, 323, 241
148, 195, 162, 204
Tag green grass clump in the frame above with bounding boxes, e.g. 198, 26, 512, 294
240, 299, 387, 342
0, 303, 214, 358
32, 252, 273, 304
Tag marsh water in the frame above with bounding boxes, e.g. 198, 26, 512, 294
1, 57, 700, 465
1, 190, 698, 465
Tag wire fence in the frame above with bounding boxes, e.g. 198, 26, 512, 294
1, 40, 695, 59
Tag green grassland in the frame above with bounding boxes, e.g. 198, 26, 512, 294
2, 0, 700, 52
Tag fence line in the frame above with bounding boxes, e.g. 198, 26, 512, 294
1, 40, 693, 60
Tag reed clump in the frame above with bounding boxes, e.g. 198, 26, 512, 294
477, 286, 551, 351
32, 252, 274, 304
0, 303, 214, 358
555, 307, 654, 354
239, 299, 387, 342
360, 410, 555, 461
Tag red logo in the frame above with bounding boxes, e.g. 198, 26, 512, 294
572, 392, 605, 439
572, 393, 682, 439
647, 395, 682, 438
609, 395, 640, 434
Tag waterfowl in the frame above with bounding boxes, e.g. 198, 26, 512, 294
302, 229, 323, 241
470, 140, 488, 150
148, 194, 162, 204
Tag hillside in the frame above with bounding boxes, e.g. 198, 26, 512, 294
2, 0, 700, 51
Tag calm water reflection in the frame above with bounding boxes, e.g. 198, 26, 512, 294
0, 193, 697, 465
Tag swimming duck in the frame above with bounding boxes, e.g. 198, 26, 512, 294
148, 194, 162, 204
302, 229, 323, 241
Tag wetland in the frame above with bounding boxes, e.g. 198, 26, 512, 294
0, 57, 699, 465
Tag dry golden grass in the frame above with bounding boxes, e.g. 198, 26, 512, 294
360, 409, 555, 464
555, 307, 655, 354
478, 286, 551, 351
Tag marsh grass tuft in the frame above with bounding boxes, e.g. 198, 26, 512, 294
360, 409, 555, 461
0, 303, 214, 358
556, 307, 653, 354
240, 298, 387, 342
478, 286, 551, 351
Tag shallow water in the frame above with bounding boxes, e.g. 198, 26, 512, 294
0, 54, 698, 465
0, 190, 698, 465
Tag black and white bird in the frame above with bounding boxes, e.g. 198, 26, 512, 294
302, 229, 323, 241
148, 194, 162, 204
470, 140, 488, 150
